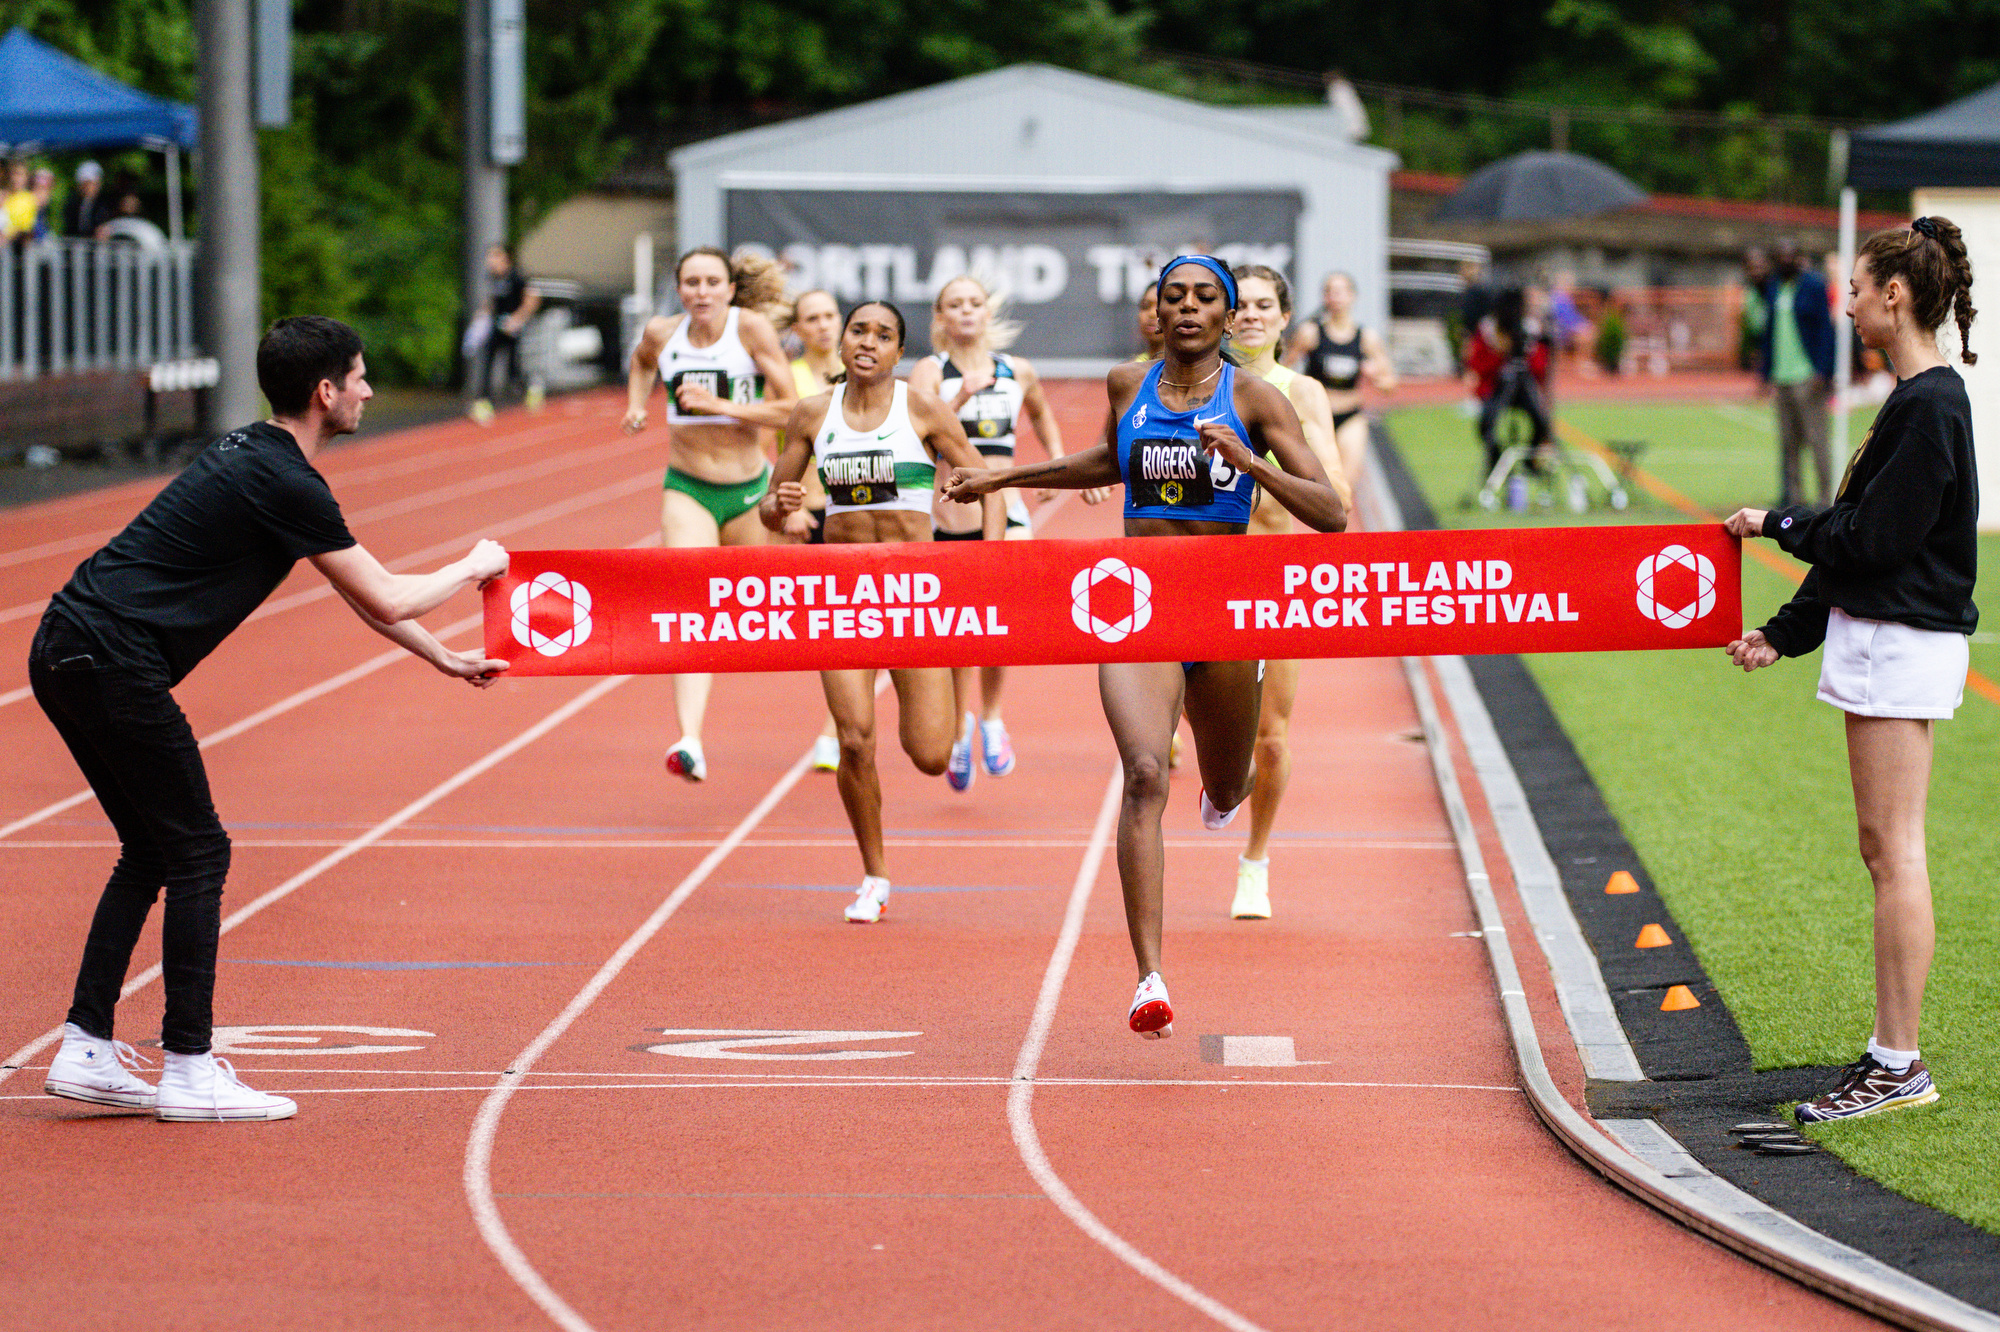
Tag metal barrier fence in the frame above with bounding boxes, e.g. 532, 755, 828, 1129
0, 238, 199, 382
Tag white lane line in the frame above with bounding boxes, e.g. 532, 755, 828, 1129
0, 528, 656, 838
7, 1078, 1521, 1100
1007, 766, 1272, 1332
2, 837, 1454, 852
0, 675, 631, 1088
464, 744, 822, 1332
0, 684, 27, 707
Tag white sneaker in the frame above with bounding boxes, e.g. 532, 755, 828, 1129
44, 1023, 156, 1110
844, 876, 891, 924
665, 737, 707, 783
1231, 857, 1272, 919
810, 734, 840, 772
1129, 972, 1173, 1039
155, 1052, 297, 1122
1198, 788, 1240, 831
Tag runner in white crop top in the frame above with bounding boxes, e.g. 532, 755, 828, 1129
763, 300, 1001, 926
622, 247, 797, 786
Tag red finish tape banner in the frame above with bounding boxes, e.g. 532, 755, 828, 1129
482, 524, 1741, 677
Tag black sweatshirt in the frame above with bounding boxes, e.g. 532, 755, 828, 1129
1760, 365, 1979, 657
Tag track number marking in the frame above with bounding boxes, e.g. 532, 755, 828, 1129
209, 1025, 435, 1057
639, 1029, 921, 1061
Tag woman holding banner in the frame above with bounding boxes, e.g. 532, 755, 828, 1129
624, 248, 798, 784
1226, 264, 1351, 921
763, 301, 1003, 924
911, 275, 1101, 791
946, 257, 1345, 1037
1725, 217, 1978, 1123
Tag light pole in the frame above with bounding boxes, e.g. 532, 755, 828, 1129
195, 0, 259, 432
462, 0, 523, 393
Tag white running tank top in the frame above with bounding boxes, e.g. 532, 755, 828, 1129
933, 352, 1025, 459
817, 382, 935, 518
659, 306, 763, 427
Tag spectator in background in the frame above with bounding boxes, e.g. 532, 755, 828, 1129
1739, 246, 1771, 373
29, 167, 56, 239
1760, 239, 1837, 508
1458, 257, 1493, 332
64, 161, 111, 239
1547, 270, 1594, 364
1322, 70, 1370, 142
101, 190, 167, 250
3, 159, 36, 242
1464, 288, 1554, 473
468, 242, 542, 425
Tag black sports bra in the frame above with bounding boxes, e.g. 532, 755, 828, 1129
1307, 320, 1365, 392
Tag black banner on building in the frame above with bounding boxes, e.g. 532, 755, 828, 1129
725, 188, 1302, 359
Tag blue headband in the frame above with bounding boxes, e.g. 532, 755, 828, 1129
1160, 255, 1239, 309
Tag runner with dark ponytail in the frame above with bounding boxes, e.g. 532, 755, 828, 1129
1722, 216, 1979, 1124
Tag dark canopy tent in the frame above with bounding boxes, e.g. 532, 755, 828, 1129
0, 26, 197, 153
1849, 81, 2000, 190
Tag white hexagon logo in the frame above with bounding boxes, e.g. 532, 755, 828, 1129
510, 571, 594, 657
1070, 557, 1153, 644
1634, 544, 1716, 630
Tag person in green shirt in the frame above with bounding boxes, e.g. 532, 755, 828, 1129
1758, 240, 1837, 507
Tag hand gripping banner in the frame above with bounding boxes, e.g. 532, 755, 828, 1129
482, 524, 1740, 677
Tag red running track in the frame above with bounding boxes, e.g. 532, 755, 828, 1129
0, 386, 1886, 1329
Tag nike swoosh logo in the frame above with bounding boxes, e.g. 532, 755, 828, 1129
876, 432, 895, 440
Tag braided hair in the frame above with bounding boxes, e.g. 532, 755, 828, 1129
1858, 216, 1978, 366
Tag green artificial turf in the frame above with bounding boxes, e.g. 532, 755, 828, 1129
1387, 398, 2000, 1235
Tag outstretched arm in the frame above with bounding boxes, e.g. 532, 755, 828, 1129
942, 446, 1121, 504
329, 582, 508, 687
1017, 357, 1109, 505
909, 388, 1007, 540
311, 540, 509, 624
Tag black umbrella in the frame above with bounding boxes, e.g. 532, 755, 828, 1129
1435, 150, 1648, 222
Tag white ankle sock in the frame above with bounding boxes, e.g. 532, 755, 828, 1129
1239, 856, 1268, 868
1867, 1038, 1918, 1073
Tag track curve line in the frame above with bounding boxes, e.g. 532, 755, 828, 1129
1006, 765, 1273, 1332
463, 745, 817, 1332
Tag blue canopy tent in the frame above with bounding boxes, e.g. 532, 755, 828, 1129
0, 26, 198, 239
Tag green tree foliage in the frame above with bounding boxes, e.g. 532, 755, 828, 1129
8, 0, 2000, 380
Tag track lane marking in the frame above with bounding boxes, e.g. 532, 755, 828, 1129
463, 740, 825, 1332
0, 674, 631, 1087
1008, 765, 1273, 1332
7, 1078, 1521, 1099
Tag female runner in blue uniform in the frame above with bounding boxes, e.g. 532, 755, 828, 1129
946, 257, 1346, 1037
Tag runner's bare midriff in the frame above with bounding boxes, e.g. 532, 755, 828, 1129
825, 509, 935, 545
668, 422, 768, 486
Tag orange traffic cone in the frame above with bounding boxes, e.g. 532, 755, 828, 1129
1605, 871, 1640, 895
1661, 985, 1701, 1011
1634, 923, 1673, 948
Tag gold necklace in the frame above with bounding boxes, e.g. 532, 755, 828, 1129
1161, 362, 1223, 392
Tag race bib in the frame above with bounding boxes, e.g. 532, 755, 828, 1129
1129, 437, 1214, 509
668, 370, 763, 412
821, 449, 899, 507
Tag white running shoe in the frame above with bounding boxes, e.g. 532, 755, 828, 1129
844, 876, 891, 924
1198, 788, 1241, 831
810, 734, 840, 772
1231, 857, 1272, 920
979, 720, 1017, 777
44, 1023, 156, 1110
945, 712, 977, 792
155, 1052, 297, 1122
665, 737, 707, 783
1129, 972, 1173, 1039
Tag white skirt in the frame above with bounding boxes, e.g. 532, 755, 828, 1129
1817, 607, 1969, 719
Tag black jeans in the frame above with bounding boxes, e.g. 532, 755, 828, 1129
29, 613, 228, 1054
1477, 360, 1555, 472
476, 328, 520, 402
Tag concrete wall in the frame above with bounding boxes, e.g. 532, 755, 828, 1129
1913, 188, 1999, 529
672, 65, 1396, 356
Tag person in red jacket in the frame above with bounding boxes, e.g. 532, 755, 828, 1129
1463, 288, 1553, 472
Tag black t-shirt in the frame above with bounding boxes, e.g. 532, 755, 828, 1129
1761, 365, 1979, 655
47, 422, 357, 684
490, 269, 528, 322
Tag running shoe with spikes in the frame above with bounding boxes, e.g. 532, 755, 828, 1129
810, 734, 840, 772
155, 1052, 297, 1122
1231, 857, 1272, 919
1198, 787, 1241, 831
979, 720, 1016, 777
44, 1023, 156, 1110
844, 876, 891, 924
945, 712, 977, 792
665, 737, 707, 783
1795, 1055, 1939, 1122
1129, 972, 1173, 1039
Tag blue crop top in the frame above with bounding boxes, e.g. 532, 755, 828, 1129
1115, 361, 1258, 525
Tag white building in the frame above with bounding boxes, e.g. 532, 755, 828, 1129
671, 64, 1398, 370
